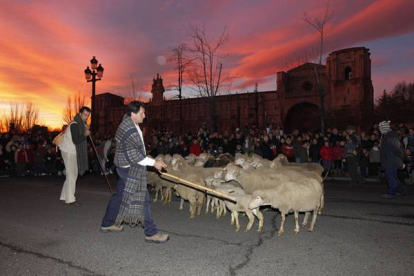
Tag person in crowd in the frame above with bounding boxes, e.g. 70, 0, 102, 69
369, 142, 381, 176
33, 139, 47, 176
44, 147, 56, 175
14, 143, 27, 176
100, 101, 169, 243
345, 126, 365, 187
261, 135, 275, 160
293, 136, 303, 163
403, 129, 414, 152
243, 136, 254, 157
282, 136, 295, 162
189, 138, 202, 156
359, 148, 370, 179
379, 120, 407, 198
309, 138, 321, 164
332, 140, 344, 176
58, 106, 91, 205
320, 140, 333, 175
296, 140, 309, 163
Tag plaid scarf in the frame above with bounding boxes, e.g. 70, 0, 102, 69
74, 114, 89, 176
114, 115, 147, 226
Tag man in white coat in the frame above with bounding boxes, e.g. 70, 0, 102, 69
59, 107, 91, 205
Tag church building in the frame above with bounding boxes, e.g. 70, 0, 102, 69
95, 47, 374, 135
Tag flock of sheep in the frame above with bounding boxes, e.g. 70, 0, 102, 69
147, 153, 325, 236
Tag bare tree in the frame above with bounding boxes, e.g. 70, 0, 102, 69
125, 74, 145, 102
1, 102, 39, 132
187, 24, 230, 132
303, 3, 334, 133
22, 102, 39, 132
169, 43, 193, 133
63, 91, 86, 124
8, 102, 23, 132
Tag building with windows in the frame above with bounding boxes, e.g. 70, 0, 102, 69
95, 47, 374, 135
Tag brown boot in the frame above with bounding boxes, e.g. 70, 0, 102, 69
100, 225, 124, 233
145, 232, 170, 243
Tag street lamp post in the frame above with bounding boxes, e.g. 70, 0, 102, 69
84, 56, 104, 133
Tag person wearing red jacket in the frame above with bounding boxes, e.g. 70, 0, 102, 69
189, 138, 202, 156
332, 140, 345, 176
281, 137, 295, 162
319, 141, 333, 174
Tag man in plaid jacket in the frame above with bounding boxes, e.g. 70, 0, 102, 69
100, 101, 169, 243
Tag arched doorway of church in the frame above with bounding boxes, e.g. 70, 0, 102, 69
284, 102, 320, 133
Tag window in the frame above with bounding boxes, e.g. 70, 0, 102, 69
301, 81, 313, 92
345, 66, 352, 80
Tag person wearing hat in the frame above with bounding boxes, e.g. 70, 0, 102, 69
345, 125, 365, 187
379, 121, 407, 198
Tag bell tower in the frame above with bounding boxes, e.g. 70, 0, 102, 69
326, 47, 374, 125
151, 73, 165, 104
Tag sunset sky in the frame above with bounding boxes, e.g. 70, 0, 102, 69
1, 0, 414, 129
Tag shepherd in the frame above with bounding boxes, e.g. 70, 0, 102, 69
59, 106, 91, 205
100, 101, 169, 243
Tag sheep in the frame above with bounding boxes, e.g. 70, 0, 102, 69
224, 163, 325, 214
161, 159, 207, 219
171, 154, 224, 180
272, 154, 324, 175
203, 176, 263, 232
204, 177, 243, 218
147, 154, 166, 203
223, 190, 264, 232
223, 163, 290, 194
155, 154, 175, 204
147, 170, 164, 203
248, 178, 322, 236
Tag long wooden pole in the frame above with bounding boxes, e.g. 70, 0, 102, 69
88, 135, 114, 194
159, 172, 237, 204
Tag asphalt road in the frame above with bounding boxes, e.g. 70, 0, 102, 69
0, 174, 413, 276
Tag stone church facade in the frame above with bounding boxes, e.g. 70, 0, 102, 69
95, 47, 374, 135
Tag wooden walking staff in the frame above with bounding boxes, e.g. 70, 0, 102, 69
159, 171, 237, 204
88, 135, 114, 194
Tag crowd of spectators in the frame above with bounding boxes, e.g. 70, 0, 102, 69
1, 122, 413, 184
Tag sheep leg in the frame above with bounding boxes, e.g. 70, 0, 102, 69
205, 195, 211, 214
278, 213, 285, 236
179, 198, 184, 210
162, 188, 169, 205
230, 212, 235, 225
309, 209, 318, 232
168, 188, 172, 202
189, 200, 196, 219
318, 191, 325, 215
197, 201, 203, 216
217, 200, 227, 218
216, 200, 223, 219
294, 211, 300, 234
245, 210, 254, 232
252, 208, 264, 232
302, 212, 310, 227
153, 188, 159, 203
233, 211, 241, 232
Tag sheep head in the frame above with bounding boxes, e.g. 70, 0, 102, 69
186, 154, 196, 165
248, 195, 265, 209
224, 165, 241, 182
234, 156, 246, 166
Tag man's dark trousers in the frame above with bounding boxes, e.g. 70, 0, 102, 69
101, 167, 158, 236
347, 156, 364, 186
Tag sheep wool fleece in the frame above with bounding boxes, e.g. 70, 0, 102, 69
114, 115, 148, 226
